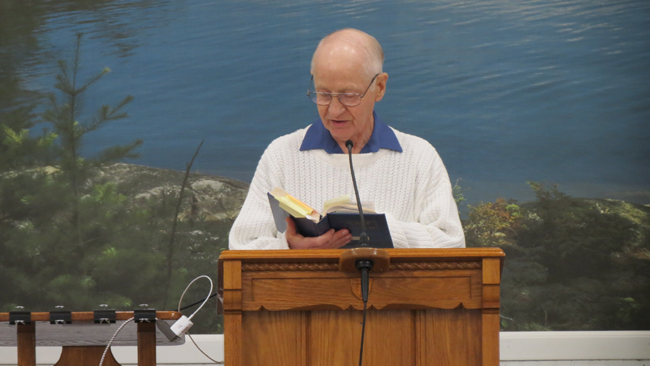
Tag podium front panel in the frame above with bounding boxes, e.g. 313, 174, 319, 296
218, 248, 504, 366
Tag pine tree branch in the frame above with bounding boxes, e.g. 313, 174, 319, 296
54, 68, 72, 94
72, 33, 81, 96
75, 67, 110, 96
93, 139, 143, 165
84, 95, 134, 134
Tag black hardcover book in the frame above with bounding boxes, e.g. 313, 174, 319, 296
268, 193, 393, 248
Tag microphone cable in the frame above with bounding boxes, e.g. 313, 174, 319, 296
345, 139, 368, 246
99, 317, 134, 366
177, 275, 223, 364
358, 287, 369, 366
346, 139, 372, 366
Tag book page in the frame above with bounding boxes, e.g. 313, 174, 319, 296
322, 194, 350, 213
270, 187, 320, 221
324, 202, 376, 215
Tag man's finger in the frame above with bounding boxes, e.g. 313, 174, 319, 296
313, 229, 335, 247
332, 233, 353, 248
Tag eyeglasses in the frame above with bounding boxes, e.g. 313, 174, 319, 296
307, 73, 380, 107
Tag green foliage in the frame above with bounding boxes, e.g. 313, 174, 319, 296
452, 178, 465, 206
465, 182, 650, 331
0, 34, 230, 334
465, 198, 522, 247
41, 34, 142, 189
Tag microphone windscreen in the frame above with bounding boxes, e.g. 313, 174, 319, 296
346, 140, 354, 150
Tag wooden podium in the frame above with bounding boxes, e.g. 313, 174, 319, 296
218, 248, 504, 366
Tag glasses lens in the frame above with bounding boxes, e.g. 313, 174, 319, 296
308, 91, 318, 104
338, 94, 361, 106
313, 93, 331, 105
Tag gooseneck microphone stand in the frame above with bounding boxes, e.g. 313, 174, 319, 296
345, 140, 369, 248
345, 140, 373, 366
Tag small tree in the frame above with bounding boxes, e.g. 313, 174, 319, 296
1, 33, 149, 311
41, 33, 142, 249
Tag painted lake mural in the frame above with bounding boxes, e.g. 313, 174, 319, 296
1, 0, 649, 332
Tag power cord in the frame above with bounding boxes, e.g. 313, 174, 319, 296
168, 275, 213, 336
99, 275, 222, 366
187, 331, 224, 364
177, 275, 213, 321
177, 275, 223, 364
99, 317, 134, 366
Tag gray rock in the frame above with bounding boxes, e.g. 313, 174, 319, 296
95, 163, 249, 222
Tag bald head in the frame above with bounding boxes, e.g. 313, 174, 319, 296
311, 29, 384, 80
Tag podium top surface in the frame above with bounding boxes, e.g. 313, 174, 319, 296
218, 248, 505, 262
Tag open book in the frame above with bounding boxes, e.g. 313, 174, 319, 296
268, 187, 393, 248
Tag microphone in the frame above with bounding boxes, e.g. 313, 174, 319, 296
345, 140, 368, 247
339, 140, 374, 366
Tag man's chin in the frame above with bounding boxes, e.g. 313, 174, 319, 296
327, 127, 351, 140
329, 131, 351, 143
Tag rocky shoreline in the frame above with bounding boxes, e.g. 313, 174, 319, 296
95, 163, 249, 222
92, 163, 650, 231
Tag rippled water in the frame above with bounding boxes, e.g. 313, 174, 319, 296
5, 0, 650, 205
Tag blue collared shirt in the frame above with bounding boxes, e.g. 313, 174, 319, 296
299, 111, 403, 154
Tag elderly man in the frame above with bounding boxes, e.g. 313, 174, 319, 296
228, 28, 465, 250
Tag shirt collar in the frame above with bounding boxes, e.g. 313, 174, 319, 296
299, 111, 403, 154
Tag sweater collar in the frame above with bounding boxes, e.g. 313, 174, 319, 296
299, 111, 402, 154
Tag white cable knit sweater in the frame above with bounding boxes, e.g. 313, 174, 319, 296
228, 126, 465, 249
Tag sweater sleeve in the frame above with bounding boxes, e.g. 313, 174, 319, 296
383, 146, 466, 248
228, 143, 290, 250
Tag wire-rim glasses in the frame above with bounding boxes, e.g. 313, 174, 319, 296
307, 73, 380, 107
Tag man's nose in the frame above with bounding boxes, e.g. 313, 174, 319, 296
328, 95, 347, 115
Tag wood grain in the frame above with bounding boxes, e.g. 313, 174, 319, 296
482, 258, 501, 285
242, 269, 482, 311
482, 309, 501, 366
0, 311, 181, 322
420, 309, 482, 366
313, 310, 415, 366
137, 322, 156, 366
222, 260, 243, 366
17, 323, 35, 366
224, 312, 242, 366
242, 311, 307, 366
223, 260, 242, 313
218, 248, 505, 366
54, 346, 121, 366
219, 248, 505, 262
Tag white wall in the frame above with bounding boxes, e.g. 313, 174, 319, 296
0, 331, 648, 365
500, 331, 650, 366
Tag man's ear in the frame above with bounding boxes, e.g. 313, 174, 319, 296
374, 73, 388, 102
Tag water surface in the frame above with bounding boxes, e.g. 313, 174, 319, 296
4, 0, 649, 205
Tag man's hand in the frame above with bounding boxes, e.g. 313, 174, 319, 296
285, 217, 352, 249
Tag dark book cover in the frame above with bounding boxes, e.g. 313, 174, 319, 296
268, 193, 393, 248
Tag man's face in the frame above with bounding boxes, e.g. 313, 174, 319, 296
312, 50, 386, 148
